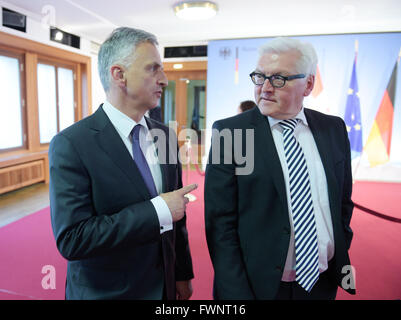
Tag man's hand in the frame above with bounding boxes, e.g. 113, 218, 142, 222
160, 184, 198, 222
176, 280, 193, 300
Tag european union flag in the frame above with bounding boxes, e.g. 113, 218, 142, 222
344, 56, 363, 159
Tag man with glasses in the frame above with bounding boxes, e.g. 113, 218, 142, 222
205, 37, 355, 300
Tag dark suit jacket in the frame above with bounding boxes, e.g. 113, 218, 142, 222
49, 105, 193, 300
205, 107, 355, 299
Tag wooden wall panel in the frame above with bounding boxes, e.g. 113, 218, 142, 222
0, 160, 45, 194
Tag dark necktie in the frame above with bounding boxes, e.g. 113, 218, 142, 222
279, 118, 320, 292
131, 124, 158, 198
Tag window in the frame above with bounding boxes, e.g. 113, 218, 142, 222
37, 62, 76, 144
37, 63, 57, 144
0, 52, 25, 151
57, 67, 75, 131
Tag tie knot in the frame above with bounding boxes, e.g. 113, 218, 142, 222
131, 124, 142, 141
279, 119, 299, 133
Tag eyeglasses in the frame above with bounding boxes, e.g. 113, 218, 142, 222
249, 72, 305, 88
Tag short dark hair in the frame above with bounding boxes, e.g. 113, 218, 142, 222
239, 100, 257, 113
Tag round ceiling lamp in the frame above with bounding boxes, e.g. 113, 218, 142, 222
174, 1, 218, 21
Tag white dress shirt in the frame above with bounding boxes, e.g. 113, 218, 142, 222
267, 108, 335, 281
102, 101, 173, 234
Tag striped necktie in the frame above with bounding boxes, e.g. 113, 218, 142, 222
279, 119, 320, 292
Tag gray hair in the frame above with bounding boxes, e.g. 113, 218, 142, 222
98, 27, 158, 92
258, 37, 318, 76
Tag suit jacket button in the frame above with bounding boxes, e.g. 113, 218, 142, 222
283, 227, 290, 234
276, 266, 283, 272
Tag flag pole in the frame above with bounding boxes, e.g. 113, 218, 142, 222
352, 149, 363, 184
351, 39, 363, 183
399, 47, 401, 64
354, 39, 358, 61
185, 137, 197, 202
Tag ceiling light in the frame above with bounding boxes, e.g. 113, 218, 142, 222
55, 31, 63, 41
174, 1, 218, 21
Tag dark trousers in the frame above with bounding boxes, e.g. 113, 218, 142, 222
275, 263, 338, 300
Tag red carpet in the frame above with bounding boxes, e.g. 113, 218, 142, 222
0, 173, 400, 300
0, 207, 65, 300
184, 169, 213, 300
336, 181, 401, 300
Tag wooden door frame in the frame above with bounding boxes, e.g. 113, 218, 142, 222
163, 61, 207, 135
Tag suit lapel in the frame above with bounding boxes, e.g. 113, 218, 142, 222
250, 108, 288, 210
90, 106, 151, 200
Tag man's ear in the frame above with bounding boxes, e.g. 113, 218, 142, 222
303, 74, 315, 97
110, 65, 125, 87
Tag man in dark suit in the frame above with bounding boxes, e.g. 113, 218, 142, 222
49, 27, 196, 300
205, 37, 356, 300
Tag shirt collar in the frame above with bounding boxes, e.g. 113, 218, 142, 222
102, 101, 149, 139
267, 107, 309, 129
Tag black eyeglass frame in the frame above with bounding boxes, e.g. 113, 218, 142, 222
249, 72, 306, 88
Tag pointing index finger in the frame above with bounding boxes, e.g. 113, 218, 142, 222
178, 183, 198, 195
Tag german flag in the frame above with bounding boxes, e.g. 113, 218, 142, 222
364, 52, 399, 166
